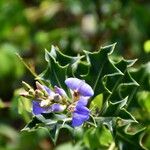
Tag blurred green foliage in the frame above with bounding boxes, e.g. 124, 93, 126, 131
0, 0, 150, 149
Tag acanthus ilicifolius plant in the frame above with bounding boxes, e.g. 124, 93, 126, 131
20, 44, 147, 150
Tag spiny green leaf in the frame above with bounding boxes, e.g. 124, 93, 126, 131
47, 123, 73, 144
21, 117, 42, 131
101, 58, 137, 95
22, 113, 73, 144
48, 45, 84, 76
82, 43, 123, 97
39, 49, 68, 90
117, 71, 139, 99
72, 58, 89, 77
115, 125, 146, 150
49, 45, 80, 67
125, 62, 150, 114
115, 58, 138, 72
103, 58, 139, 103
94, 117, 117, 137
130, 62, 150, 91
102, 97, 136, 121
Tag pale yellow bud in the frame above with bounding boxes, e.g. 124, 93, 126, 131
28, 89, 35, 96
22, 81, 32, 91
35, 89, 44, 98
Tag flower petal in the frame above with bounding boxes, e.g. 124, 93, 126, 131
75, 105, 90, 115
77, 96, 89, 106
65, 78, 94, 97
51, 103, 66, 112
72, 112, 90, 127
72, 96, 90, 127
65, 77, 82, 90
78, 82, 94, 97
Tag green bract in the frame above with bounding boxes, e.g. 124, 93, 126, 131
21, 44, 147, 150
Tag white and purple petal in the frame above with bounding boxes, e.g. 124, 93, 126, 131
51, 103, 66, 112
32, 101, 65, 115
65, 78, 94, 97
32, 101, 52, 115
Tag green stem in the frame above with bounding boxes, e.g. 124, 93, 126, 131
16, 53, 38, 78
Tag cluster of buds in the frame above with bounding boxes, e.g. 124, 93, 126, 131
21, 81, 67, 113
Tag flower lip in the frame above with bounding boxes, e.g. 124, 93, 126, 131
72, 112, 90, 127
71, 96, 90, 127
65, 78, 94, 97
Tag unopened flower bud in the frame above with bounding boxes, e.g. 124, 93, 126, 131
36, 81, 49, 97
28, 89, 35, 96
43, 90, 49, 97
35, 89, 44, 98
36, 81, 43, 90
22, 81, 32, 91
53, 94, 61, 102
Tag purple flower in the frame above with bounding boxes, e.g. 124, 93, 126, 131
65, 78, 94, 127
32, 78, 94, 127
72, 97, 90, 127
32, 86, 65, 115
65, 78, 94, 97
